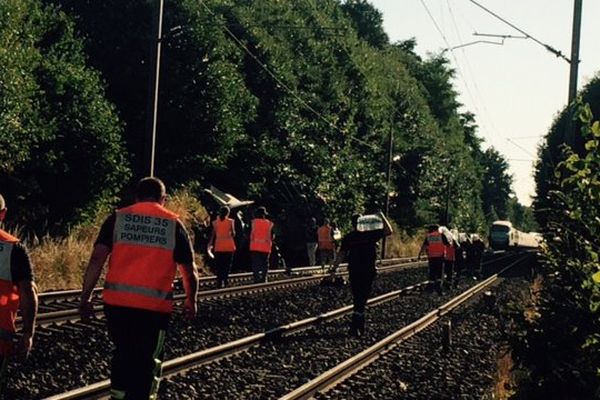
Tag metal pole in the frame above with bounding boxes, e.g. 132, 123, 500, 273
381, 128, 393, 260
567, 0, 583, 107
145, 0, 164, 177
566, 0, 583, 146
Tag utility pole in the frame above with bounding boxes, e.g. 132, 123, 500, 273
566, 0, 583, 146
567, 0, 583, 107
145, 0, 164, 177
381, 127, 393, 260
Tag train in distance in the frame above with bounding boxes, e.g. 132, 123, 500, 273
489, 220, 541, 250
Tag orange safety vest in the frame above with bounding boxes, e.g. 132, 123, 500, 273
213, 218, 236, 253
445, 243, 456, 262
249, 218, 273, 254
317, 225, 334, 250
103, 202, 179, 313
426, 231, 446, 259
0, 229, 20, 355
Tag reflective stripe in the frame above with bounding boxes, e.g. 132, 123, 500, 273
150, 329, 166, 399
0, 242, 13, 282
0, 328, 15, 341
104, 282, 173, 300
110, 389, 126, 400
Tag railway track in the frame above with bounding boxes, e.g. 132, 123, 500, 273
30, 257, 420, 327
42, 252, 520, 400
280, 253, 532, 400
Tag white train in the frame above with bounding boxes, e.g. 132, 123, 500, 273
489, 220, 539, 250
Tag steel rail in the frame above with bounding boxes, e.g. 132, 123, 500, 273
43, 277, 430, 400
42, 253, 517, 400
30, 259, 424, 327
279, 253, 531, 400
38, 257, 418, 302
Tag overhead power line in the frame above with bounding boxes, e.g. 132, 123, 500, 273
467, 0, 571, 63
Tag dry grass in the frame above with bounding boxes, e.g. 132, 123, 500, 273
26, 188, 209, 292
385, 224, 424, 258
494, 347, 515, 399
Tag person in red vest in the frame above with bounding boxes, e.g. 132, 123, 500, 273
0, 194, 38, 396
79, 177, 199, 400
209, 206, 236, 288
418, 224, 449, 295
249, 207, 274, 283
317, 218, 336, 272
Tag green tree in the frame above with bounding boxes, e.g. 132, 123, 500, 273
0, 0, 129, 232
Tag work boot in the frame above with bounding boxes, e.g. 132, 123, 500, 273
357, 313, 366, 335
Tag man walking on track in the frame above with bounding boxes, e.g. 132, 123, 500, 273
317, 218, 336, 272
79, 177, 199, 400
0, 194, 38, 398
333, 212, 393, 336
419, 224, 449, 295
249, 207, 274, 283
209, 206, 236, 288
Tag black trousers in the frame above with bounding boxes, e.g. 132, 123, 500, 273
104, 305, 170, 400
214, 252, 234, 288
444, 260, 455, 283
428, 257, 445, 293
349, 269, 375, 315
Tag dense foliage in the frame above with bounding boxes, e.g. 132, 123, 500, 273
2, 0, 519, 237
0, 0, 130, 232
510, 79, 600, 398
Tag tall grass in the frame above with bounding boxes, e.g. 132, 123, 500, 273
384, 223, 424, 258
26, 188, 208, 292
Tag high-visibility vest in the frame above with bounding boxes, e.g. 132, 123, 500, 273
446, 244, 456, 262
317, 225, 334, 250
103, 202, 179, 313
0, 229, 20, 355
426, 231, 446, 259
213, 218, 236, 253
249, 219, 273, 253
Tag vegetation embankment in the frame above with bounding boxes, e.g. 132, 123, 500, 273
507, 75, 600, 398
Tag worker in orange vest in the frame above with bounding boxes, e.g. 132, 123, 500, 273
209, 206, 236, 288
317, 218, 336, 272
0, 194, 38, 397
418, 224, 449, 295
79, 177, 199, 400
249, 207, 274, 283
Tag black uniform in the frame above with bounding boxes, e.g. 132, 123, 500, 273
95, 213, 194, 400
339, 229, 384, 334
466, 239, 485, 277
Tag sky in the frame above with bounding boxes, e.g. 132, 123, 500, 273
369, 0, 600, 206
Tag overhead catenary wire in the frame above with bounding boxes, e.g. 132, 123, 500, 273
445, 0, 503, 149
419, 0, 483, 127
198, 0, 381, 153
467, 0, 570, 63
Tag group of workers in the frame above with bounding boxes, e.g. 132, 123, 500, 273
419, 224, 486, 295
0, 176, 490, 399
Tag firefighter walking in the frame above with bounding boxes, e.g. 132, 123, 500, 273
209, 206, 236, 288
419, 225, 449, 295
79, 177, 199, 400
0, 194, 38, 398
249, 207, 274, 283
317, 218, 336, 272
333, 212, 393, 336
